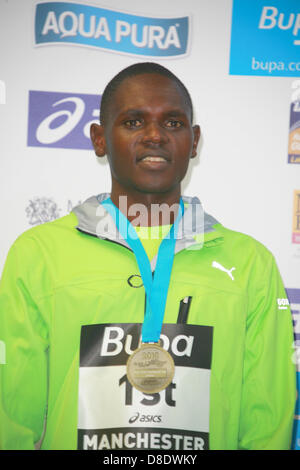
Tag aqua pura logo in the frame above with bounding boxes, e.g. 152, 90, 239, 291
230, 0, 300, 77
34, 2, 190, 58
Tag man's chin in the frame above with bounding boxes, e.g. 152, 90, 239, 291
132, 180, 180, 195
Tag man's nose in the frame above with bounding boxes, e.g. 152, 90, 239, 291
141, 121, 168, 144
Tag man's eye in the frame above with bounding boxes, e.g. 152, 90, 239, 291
166, 120, 183, 128
124, 119, 142, 128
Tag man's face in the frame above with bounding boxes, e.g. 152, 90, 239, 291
92, 73, 200, 201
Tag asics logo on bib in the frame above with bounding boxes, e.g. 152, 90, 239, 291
129, 413, 162, 424
128, 413, 139, 424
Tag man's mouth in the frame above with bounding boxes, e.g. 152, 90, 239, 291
137, 153, 170, 163
141, 156, 167, 162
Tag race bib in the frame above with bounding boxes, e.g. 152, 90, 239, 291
77, 323, 213, 450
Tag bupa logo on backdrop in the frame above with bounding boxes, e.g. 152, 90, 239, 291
27, 90, 99, 149
230, 0, 300, 77
34, 2, 190, 58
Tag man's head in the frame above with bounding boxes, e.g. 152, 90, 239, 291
99, 62, 194, 126
91, 62, 200, 207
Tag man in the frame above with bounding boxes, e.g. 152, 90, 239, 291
0, 62, 296, 450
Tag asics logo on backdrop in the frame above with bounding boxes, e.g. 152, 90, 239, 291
27, 90, 100, 150
34, 2, 190, 57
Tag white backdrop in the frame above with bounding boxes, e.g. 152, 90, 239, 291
0, 0, 300, 446
0, 0, 299, 285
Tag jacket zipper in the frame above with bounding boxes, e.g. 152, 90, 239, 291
177, 296, 192, 324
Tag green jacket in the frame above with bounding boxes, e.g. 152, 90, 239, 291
0, 194, 296, 450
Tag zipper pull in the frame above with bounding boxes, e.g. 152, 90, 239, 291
177, 296, 192, 324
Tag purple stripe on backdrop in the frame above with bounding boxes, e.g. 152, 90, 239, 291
287, 289, 300, 304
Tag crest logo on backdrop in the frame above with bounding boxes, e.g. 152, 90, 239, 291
34, 2, 190, 58
25, 197, 82, 226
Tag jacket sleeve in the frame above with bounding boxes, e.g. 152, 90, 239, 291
0, 240, 49, 450
238, 252, 296, 450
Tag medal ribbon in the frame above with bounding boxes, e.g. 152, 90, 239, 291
101, 197, 184, 343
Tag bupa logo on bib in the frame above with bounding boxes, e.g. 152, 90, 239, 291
230, 0, 300, 77
34, 2, 190, 58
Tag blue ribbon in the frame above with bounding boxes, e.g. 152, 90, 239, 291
101, 197, 184, 343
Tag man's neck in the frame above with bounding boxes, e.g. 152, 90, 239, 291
110, 188, 182, 226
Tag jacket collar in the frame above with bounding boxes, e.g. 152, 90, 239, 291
72, 194, 223, 266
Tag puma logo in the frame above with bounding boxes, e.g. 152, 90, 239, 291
212, 261, 236, 280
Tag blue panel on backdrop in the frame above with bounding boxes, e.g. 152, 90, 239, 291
286, 288, 300, 449
34, 2, 190, 58
230, 0, 300, 77
292, 372, 300, 449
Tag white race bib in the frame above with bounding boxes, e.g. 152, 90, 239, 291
77, 323, 213, 450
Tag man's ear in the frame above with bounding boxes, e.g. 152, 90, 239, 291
90, 123, 106, 157
191, 125, 201, 159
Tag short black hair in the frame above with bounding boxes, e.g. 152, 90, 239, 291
99, 62, 193, 125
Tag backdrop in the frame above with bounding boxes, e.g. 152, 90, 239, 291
0, 0, 299, 449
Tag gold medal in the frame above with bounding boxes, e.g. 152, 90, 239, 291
127, 342, 175, 394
